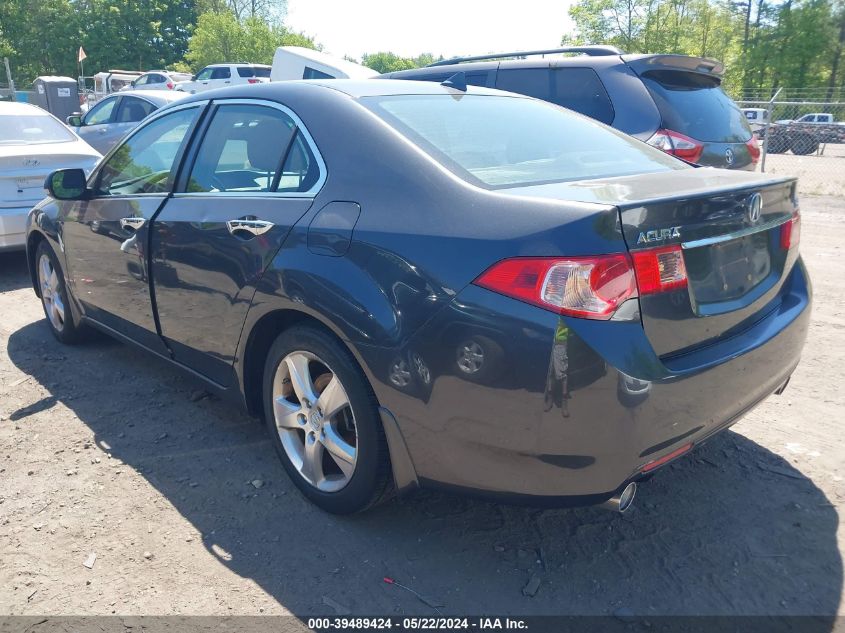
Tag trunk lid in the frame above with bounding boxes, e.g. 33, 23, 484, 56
502, 168, 799, 357
0, 143, 99, 209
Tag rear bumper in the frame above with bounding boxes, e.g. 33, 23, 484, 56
359, 258, 811, 503
0, 206, 29, 251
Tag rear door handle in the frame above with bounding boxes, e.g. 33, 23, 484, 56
227, 218, 274, 237
120, 217, 146, 231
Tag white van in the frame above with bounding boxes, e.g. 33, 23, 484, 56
271, 46, 378, 81
741, 107, 770, 131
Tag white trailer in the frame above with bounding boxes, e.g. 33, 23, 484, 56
271, 46, 378, 81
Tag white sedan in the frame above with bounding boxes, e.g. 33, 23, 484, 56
0, 102, 101, 251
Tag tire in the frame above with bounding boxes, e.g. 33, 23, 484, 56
791, 133, 818, 155
766, 135, 790, 154
35, 240, 87, 344
454, 335, 504, 384
262, 325, 393, 514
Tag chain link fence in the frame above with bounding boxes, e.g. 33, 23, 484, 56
737, 98, 845, 197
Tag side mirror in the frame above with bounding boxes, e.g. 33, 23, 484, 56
45, 169, 88, 201
66, 114, 83, 127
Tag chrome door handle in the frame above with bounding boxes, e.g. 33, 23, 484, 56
226, 218, 274, 237
120, 217, 146, 231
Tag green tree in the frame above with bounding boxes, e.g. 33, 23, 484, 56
360, 51, 441, 73
185, 10, 315, 70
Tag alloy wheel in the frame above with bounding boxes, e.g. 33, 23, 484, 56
38, 253, 65, 332
457, 341, 485, 374
272, 351, 358, 492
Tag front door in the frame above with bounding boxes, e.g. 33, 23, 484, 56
150, 100, 323, 385
76, 95, 121, 154
60, 105, 203, 352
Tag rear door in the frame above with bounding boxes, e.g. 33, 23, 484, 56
150, 99, 324, 385
105, 96, 157, 149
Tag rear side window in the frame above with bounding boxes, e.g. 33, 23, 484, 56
642, 70, 751, 142
210, 67, 231, 79
237, 66, 271, 78
364, 94, 685, 189
496, 68, 614, 124
401, 71, 492, 87
303, 66, 335, 79
277, 131, 320, 192
186, 104, 296, 193
116, 97, 156, 123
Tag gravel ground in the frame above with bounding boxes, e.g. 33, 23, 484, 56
761, 143, 845, 196
0, 196, 843, 618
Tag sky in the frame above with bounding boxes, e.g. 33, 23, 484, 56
285, 0, 576, 61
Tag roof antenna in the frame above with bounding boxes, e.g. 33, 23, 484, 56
441, 71, 467, 91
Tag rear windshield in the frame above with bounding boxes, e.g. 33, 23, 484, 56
0, 113, 76, 144
363, 94, 686, 189
642, 71, 752, 143
237, 66, 271, 78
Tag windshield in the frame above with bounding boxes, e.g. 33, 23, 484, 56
363, 94, 687, 189
642, 71, 752, 143
0, 113, 76, 144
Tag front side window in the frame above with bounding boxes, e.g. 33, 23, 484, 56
185, 104, 297, 193
85, 97, 117, 125
134, 75, 150, 86
195, 67, 214, 81
364, 94, 686, 189
95, 108, 197, 196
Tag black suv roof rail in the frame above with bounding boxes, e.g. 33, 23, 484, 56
426, 45, 624, 67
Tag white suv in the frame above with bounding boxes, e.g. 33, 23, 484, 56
175, 63, 271, 94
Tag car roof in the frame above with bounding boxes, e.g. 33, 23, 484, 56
111, 89, 186, 104
0, 101, 52, 116
208, 62, 271, 67
173, 79, 524, 106
303, 79, 519, 98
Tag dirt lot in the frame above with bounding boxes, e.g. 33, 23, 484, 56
0, 196, 843, 618
762, 143, 845, 196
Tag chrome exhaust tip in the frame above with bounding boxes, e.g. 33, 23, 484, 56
600, 482, 637, 513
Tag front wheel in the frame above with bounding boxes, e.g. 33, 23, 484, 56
35, 240, 87, 344
262, 325, 393, 514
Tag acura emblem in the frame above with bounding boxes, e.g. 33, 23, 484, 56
725, 148, 735, 166
748, 192, 763, 222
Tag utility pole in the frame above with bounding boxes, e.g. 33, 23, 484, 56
3, 57, 15, 97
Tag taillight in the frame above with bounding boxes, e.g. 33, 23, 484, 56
646, 129, 704, 163
630, 245, 688, 295
166, 81, 174, 90
780, 211, 801, 251
247, 78, 260, 84
474, 255, 638, 320
746, 136, 761, 164
475, 246, 689, 319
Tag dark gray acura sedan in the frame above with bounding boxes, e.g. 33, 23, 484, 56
26, 80, 810, 514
